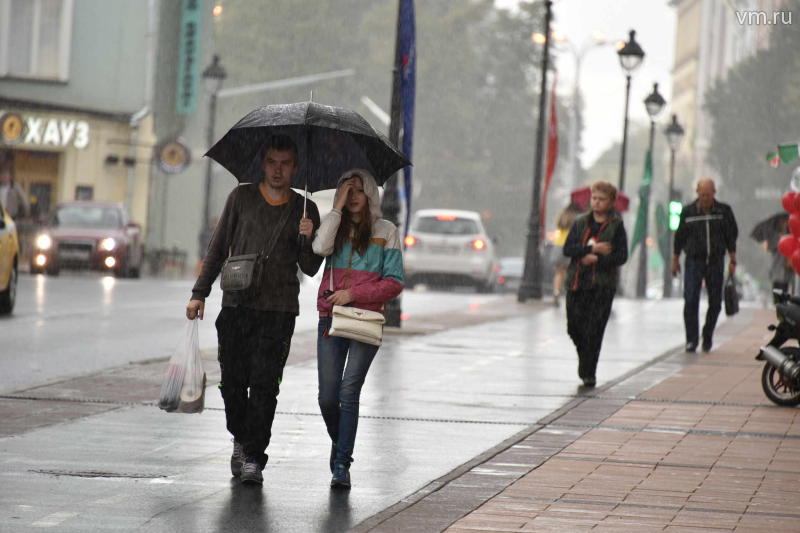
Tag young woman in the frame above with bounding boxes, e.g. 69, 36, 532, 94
312, 169, 404, 489
551, 202, 583, 306
563, 181, 628, 387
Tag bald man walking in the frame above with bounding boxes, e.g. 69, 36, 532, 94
671, 178, 738, 353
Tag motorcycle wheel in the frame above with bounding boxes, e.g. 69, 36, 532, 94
762, 347, 800, 407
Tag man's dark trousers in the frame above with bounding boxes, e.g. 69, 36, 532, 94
683, 256, 724, 346
566, 287, 615, 380
215, 306, 295, 468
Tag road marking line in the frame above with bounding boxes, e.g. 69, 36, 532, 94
31, 511, 78, 528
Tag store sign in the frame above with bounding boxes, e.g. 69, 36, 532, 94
0, 112, 90, 149
176, 0, 204, 115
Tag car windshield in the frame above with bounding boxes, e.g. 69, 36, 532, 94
414, 216, 479, 235
53, 206, 122, 229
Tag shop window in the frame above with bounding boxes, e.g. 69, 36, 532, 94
0, 0, 74, 81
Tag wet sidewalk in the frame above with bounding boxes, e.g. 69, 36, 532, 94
368, 307, 800, 532
1, 297, 692, 532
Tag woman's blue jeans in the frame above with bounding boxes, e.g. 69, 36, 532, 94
317, 316, 379, 468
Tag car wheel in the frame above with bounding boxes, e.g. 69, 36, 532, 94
0, 260, 17, 315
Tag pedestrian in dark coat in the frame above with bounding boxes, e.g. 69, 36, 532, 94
671, 178, 738, 353
563, 181, 628, 387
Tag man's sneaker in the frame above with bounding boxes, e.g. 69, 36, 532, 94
702, 338, 713, 352
330, 463, 351, 489
685, 342, 697, 353
581, 376, 596, 387
241, 458, 263, 485
230, 440, 244, 477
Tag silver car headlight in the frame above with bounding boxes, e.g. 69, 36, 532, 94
100, 237, 116, 251
35, 234, 52, 250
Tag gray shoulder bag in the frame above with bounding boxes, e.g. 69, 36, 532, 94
219, 194, 296, 292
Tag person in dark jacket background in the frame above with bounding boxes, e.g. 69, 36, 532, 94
671, 178, 738, 353
563, 181, 628, 387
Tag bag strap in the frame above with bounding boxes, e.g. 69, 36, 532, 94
258, 192, 297, 262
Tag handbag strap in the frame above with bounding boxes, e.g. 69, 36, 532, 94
258, 192, 297, 262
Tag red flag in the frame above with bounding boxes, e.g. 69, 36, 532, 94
540, 74, 558, 231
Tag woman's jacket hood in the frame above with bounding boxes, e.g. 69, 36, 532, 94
332, 169, 382, 221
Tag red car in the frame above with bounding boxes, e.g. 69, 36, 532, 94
30, 201, 144, 277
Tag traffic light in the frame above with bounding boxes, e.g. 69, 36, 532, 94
668, 200, 682, 231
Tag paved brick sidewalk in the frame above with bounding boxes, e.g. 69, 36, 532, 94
441, 308, 800, 532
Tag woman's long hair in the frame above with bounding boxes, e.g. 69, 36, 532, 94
334, 177, 373, 256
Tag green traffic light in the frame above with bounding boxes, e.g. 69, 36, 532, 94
668, 200, 682, 231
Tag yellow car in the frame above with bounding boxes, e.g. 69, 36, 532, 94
0, 204, 19, 314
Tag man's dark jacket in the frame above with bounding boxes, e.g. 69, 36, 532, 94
673, 200, 738, 262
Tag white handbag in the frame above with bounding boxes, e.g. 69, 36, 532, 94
326, 253, 385, 346
329, 304, 385, 346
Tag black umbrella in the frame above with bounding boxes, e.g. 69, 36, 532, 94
751, 212, 789, 251
206, 101, 410, 201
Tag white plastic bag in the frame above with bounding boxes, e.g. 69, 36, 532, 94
158, 319, 206, 413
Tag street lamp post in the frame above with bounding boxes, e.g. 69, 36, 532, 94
662, 114, 684, 298
635, 82, 666, 299
202, 54, 227, 232
616, 30, 645, 192
518, 0, 553, 302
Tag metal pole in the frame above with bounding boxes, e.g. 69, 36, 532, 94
618, 74, 632, 192
518, 0, 553, 303
202, 88, 218, 231
663, 147, 676, 298
381, 0, 404, 327
636, 120, 656, 298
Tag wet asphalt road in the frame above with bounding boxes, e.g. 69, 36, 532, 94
0, 273, 506, 394
0, 272, 688, 532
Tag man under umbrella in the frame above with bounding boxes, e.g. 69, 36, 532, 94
186, 134, 323, 485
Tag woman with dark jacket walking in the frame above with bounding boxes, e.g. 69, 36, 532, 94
312, 169, 404, 489
563, 181, 628, 387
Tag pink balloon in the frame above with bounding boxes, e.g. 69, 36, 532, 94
778, 235, 799, 258
783, 192, 797, 214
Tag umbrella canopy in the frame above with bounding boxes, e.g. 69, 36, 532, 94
751, 212, 789, 250
206, 101, 410, 192
570, 186, 630, 213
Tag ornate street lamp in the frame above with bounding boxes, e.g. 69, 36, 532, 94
662, 114, 684, 298
635, 82, 665, 298
518, 0, 553, 302
616, 30, 645, 192
202, 55, 227, 234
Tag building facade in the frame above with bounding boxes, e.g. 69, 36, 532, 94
670, 0, 782, 188
0, 0, 225, 269
0, 0, 157, 229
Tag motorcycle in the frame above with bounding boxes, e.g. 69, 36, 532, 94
757, 289, 800, 406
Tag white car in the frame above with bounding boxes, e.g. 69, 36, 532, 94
403, 209, 497, 291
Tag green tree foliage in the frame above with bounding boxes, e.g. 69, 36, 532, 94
212, 0, 571, 255
704, 0, 800, 278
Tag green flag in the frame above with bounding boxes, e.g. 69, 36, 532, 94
778, 143, 799, 164
630, 150, 653, 253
